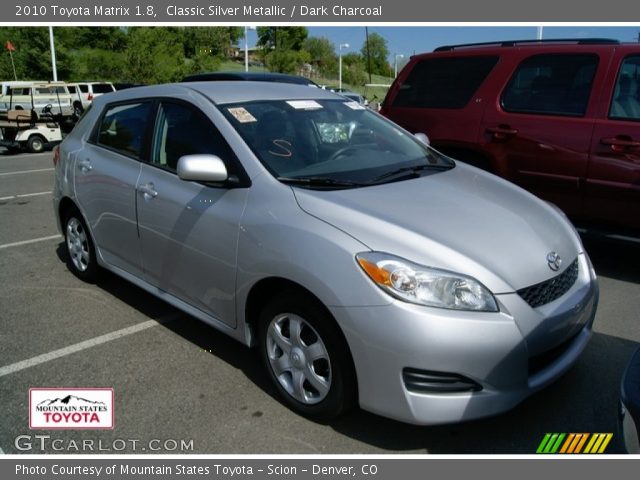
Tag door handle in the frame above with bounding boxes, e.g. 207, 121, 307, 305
486, 125, 518, 142
486, 125, 519, 136
77, 159, 92, 172
138, 182, 158, 199
600, 136, 640, 151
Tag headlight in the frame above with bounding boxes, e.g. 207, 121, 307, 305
356, 252, 498, 312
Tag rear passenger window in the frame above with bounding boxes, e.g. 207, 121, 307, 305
392, 56, 498, 109
609, 55, 640, 121
96, 103, 151, 159
79, 85, 89, 93
502, 54, 598, 116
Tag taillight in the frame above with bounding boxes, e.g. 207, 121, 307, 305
53, 146, 60, 167
87, 94, 93, 101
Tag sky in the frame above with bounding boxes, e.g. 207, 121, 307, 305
244, 26, 640, 65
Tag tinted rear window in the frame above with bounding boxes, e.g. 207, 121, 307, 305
501, 54, 598, 116
392, 56, 498, 109
92, 84, 114, 93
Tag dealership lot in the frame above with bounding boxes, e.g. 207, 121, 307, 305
0, 149, 639, 454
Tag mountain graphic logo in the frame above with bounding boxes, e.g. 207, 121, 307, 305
30, 388, 115, 430
37, 395, 106, 407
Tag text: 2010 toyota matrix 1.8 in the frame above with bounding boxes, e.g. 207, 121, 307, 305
53, 82, 598, 425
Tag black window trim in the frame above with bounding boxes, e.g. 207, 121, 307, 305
500, 52, 600, 118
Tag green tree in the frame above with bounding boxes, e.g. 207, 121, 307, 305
124, 27, 186, 84
181, 27, 242, 59
361, 32, 391, 77
265, 48, 309, 74
56, 27, 127, 52
257, 27, 308, 50
302, 36, 337, 76
0, 27, 72, 80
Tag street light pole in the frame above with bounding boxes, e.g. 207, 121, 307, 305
49, 26, 57, 82
339, 43, 349, 90
394, 54, 404, 78
244, 26, 255, 72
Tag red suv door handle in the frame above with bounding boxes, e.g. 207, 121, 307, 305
486, 125, 519, 140
600, 136, 640, 151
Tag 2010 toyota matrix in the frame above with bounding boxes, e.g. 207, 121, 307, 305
53, 82, 598, 425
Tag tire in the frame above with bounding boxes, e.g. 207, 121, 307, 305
258, 292, 357, 420
27, 135, 45, 154
63, 209, 99, 282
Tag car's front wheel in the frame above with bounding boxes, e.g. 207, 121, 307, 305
258, 292, 357, 420
63, 210, 98, 281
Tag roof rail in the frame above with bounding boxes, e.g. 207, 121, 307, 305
434, 38, 620, 52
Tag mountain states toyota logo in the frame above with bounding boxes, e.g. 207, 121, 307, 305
29, 388, 114, 430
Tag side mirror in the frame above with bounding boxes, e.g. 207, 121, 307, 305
414, 132, 430, 146
177, 155, 228, 183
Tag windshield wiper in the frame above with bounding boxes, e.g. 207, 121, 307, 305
368, 163, 449, 184
277, 176, 365, 188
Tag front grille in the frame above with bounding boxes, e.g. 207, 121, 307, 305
518, 258, 579, 308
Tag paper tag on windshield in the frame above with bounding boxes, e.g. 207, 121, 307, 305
344, 101, 365, 110
227, 107, 257, 123
286, 100, 323, 110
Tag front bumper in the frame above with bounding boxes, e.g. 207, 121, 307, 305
331, 252, 598, 425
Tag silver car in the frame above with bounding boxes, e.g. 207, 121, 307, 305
53, 82, 598, 425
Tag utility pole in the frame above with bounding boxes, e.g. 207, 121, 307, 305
365, 27, 372, 84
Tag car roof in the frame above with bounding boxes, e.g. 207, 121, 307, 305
90, 81, 344, 107
182, 71, 318, 86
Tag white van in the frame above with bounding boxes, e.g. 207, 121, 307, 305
67, 82, 116, 111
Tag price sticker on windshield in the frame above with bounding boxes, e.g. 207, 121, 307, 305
286, 100, 323, 110
344, 101, 365, 110
227, 107, 257, 123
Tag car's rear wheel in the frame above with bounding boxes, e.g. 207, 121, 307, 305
63, 210, 98, 281
258, 292, 357, 420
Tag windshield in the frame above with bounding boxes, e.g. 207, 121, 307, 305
220, 99, 453, 187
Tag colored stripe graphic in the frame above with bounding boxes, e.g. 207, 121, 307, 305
537, 433, 612, 454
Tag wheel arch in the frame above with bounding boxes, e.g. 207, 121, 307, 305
244, 277, 354, 365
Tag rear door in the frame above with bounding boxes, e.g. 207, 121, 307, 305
586, 51, 640, 231
479, 49, 611, 218
136, 100, 249, 327
74, 101, 152, 277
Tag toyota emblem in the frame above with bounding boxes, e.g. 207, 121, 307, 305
546, 251, 562, 271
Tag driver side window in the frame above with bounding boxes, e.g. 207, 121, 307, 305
151, 102, 235, 173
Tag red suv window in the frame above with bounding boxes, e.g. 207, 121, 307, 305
501, 54, 598, 117
391, 56, 498, 109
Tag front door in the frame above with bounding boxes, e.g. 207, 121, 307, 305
136, 100, 248, 327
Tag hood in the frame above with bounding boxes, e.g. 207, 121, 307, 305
293, 163, 582, 293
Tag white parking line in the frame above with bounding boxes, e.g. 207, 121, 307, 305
0, 191, 52, 201
0, 234, 62, 250
0, 167, 54, 176
0, 315, 179, 378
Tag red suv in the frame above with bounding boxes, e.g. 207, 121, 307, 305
382, 39, 640, 232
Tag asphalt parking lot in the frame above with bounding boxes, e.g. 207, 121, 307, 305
0, 149, 639, 454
